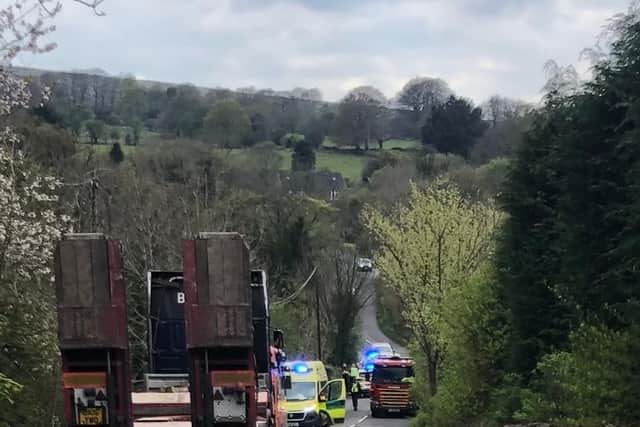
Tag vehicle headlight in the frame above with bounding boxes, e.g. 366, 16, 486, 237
303, 407, 318, 420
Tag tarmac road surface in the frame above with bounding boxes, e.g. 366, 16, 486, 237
359, 270, 407, 357
344, 398, 411, 427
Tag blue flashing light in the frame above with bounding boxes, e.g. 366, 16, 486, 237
365, 363, 374, 372
291, 362, 310, 374
364, 350, 380, 361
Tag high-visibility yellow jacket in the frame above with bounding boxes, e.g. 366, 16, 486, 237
349, 366, 359, 378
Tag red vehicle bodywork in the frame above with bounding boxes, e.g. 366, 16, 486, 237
55, 234, 133, 426
369, 357, 416, 417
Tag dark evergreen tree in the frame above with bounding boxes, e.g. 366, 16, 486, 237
422, 96, 487, 158
292, 139, 316, 171
109, 142, 125, 164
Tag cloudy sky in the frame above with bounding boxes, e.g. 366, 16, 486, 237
17, 0, 631, 103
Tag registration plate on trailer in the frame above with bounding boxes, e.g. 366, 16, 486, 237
78, 407, 104, 425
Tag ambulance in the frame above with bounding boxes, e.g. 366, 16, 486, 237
282, 361, 346, 427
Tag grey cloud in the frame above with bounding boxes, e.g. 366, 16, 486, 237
19, 0, 631, 103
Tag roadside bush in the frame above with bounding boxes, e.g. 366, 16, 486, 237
410, 268, 509, 427
516, 324, 640, 427
432, 268, 509, 426
415, 152, 466, 179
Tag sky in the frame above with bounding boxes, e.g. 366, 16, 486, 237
15, 0, 632, 103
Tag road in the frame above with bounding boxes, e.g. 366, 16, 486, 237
359, 270, 407, 357
352, 270, 411, 427
344, 398, 410, 427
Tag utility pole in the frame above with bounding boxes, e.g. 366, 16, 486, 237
315, 277, 322, 360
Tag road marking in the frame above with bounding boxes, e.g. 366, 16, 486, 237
349, 414, 369, 427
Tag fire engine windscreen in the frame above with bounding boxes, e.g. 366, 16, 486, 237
372, 366, 415, 384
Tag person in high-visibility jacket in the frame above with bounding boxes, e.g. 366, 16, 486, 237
350, 363, 360, 410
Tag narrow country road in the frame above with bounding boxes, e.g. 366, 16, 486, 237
353, 270, 411, 427
344, 398, 411, 427
359, 270, 407, 357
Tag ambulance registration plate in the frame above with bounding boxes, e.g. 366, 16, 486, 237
78, 408, 104, 425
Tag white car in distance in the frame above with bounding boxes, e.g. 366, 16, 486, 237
357, 257, 373, 272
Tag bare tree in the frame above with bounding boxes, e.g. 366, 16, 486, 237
335, 86, 387, 151
481, 95, 532, 127
397, 77, 453, 115
542, 60, 580, 96
319, 245, 373, 365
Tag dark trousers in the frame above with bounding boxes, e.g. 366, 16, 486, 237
351, 390, 358, 410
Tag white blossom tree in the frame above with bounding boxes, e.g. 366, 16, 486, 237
0, 68, 70, 420
0, 0, 102, 417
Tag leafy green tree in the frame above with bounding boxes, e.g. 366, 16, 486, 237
302, 109, 335, 148
65, 105, 94, 138
109, 127, 120, 143
203, 100, 251, 148
428, 267, 509, 426
422, 96, 487, 158
363, 180, 503, 396
162, 84, 206, 138
85, 119, 106, 144
131, 118, 143, 145
116, 77, 147, 126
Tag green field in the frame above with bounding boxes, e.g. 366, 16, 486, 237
382, 138, 420, 150
77, 143, 138, 155
316, 151, 369, 181
81, 137, 419, 184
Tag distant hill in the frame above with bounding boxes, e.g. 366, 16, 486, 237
70, 67, 109, 76
11, 66, 327, 103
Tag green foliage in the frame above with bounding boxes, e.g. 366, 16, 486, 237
487, 16, 640, 426
422, 96, 487, 158
517, 324, 640, 426
110, 142, 125, 164
415, 152, 466, 179
85, 119, 106, 144
362, 151, 400, 181
203, 99, 251, 148
319, 245, 369, 366
334, 86, 387, 150
364, 180, 503, 396
109, 127, 120, 142
302, 110, 335, 148
375, 277, 411, 346
292, 138, 316, 171
0, 373, 21, 405
280, 132, 305, 148
427, 268, 509, 427
65, 105, 94, 137
117, 77, 147, 126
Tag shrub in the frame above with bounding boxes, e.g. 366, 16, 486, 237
516, 324, 640, 426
